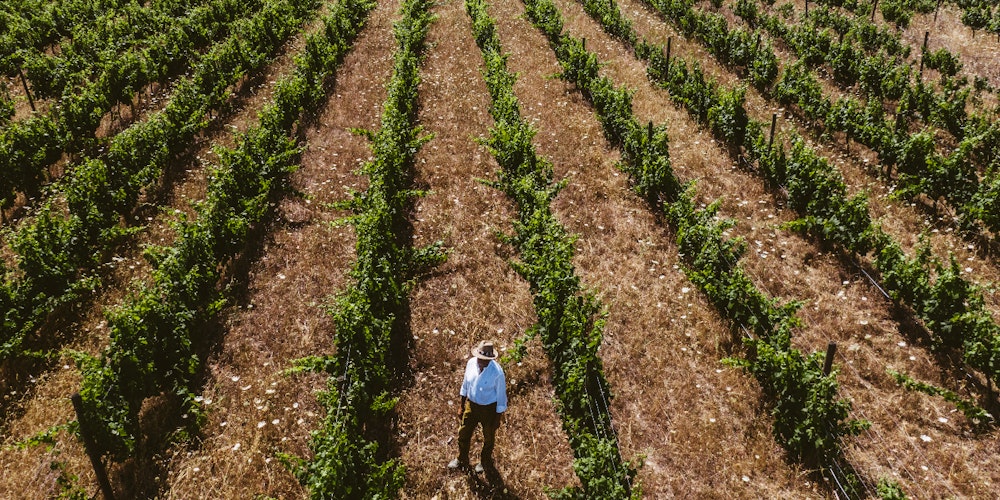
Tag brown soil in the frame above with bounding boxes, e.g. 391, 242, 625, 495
2, 75, 47, 121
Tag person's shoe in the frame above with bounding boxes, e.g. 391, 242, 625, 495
448, 458, 469, 470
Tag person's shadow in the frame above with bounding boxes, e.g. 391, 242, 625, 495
464, 465, 520, 499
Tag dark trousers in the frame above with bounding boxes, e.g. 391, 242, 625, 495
457, 400, 499, 465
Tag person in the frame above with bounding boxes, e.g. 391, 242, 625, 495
448, 340, 507, 474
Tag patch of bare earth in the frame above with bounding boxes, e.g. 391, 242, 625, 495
4, 75, 47, 121
555, 0, 1000, 497
0, 12, 327, 500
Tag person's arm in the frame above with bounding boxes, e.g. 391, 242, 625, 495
495, 365, 507, 414
459, 359, 471, 418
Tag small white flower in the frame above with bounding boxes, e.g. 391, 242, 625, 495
232, 443, 241, 451
920, 435, 932, 442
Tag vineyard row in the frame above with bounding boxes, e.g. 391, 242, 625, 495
0, 0, 317, 377
1, 0, 265, 221
467, 0, 639, 495
620, 0, 999, 419
522, 0, 870, 495
283, 0, 444, 496
734, 0, 1000, 235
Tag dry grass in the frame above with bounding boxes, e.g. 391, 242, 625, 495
3, 0, 1000, 498
903, 3, 1000, 89
527, 1, 822, 497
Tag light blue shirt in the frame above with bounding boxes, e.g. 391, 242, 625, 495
460, 357, 507, 413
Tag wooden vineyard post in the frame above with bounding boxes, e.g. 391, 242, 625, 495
769, 113, 777, 148
822, 342, 837, 376
665, 37, 671, 73
17, 68, 35, 112
934, 0, 942, 22
647, 120, 653, 142
870, 0, 878, 21
71, 393, 116, 500
804, 0, 808, 17
920, 31, 929, 75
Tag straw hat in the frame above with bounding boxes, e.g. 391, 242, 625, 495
472, 340, 498, 360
